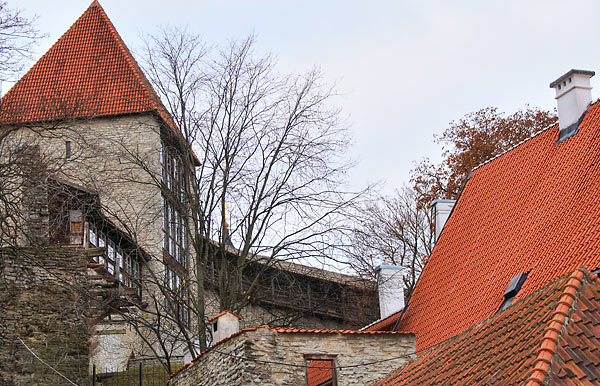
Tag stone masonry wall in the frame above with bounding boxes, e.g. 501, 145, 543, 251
0, 247, 90, 385
170, 328, 416, 386
47, 115, 164, 260
14, 115, 175, 368
7, 115, 377, 375
8, 114, 164, 258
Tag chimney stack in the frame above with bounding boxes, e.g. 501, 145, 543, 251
550, 69, 595, 141
376, 265, 405, 319
209, 310, 241, 344
431, 199, 456, 244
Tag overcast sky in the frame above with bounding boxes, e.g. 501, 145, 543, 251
13, 0, 600, 195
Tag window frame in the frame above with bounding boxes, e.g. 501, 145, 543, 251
303, 354, 338, 386
87, 224, 142, 293
161, 140, 189, 270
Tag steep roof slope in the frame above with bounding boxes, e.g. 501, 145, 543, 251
366, 99, 600, 349
372, 268, 600, 386
0, 1, 177, 133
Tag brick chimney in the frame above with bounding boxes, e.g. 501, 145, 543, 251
550, 69, 595, 142
209, 310, 241, 344
376, 265, 405, 319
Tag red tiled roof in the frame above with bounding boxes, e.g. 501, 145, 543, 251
548, 272, 600, 384
372, 268, 600, 385
360, 309, 402, 332
0, 1, 200, 164
367, 101, 600, 350
207, 310, 241, 322
306, 360, 334, 386
1, 2, 160, 124
270, 327, 405, 334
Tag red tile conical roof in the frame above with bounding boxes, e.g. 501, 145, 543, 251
0, 1, 177, 132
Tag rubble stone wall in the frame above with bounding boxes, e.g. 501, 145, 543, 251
0, 247, 90, 386
169, 328, 416, 386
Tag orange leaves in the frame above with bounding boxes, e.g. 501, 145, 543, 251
411, 105, 557, 208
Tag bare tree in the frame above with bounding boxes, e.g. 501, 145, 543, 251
133, 28, 364, 358
0, 1, 44, 82
0, 2, 48, 246
346, 186, 432, 300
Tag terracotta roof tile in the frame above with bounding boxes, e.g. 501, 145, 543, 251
1, 2, 151, 123
207, 310, 241, 322
271, 327, 405, 334
372, 268, 600, 386
549, 275, 600, 384
306, 360, 334, 386
0, 1, 199, 164
367, 101, 600, 350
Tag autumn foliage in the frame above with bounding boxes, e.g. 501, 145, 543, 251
411, 106, 557, 207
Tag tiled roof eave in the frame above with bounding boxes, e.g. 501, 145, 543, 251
0, 109, 157, 128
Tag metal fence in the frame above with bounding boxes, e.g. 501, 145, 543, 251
91, 363, 171, 386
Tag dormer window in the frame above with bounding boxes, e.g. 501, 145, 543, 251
497, 272, 528, 312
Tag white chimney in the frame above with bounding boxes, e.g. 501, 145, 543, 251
209, 310, 241, 344
550, 69, 595, 137
376, 265, 405, 319
431, 199, 456, 244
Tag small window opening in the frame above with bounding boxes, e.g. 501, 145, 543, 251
65, 141, 72, 159
213, 321, 218, 332
304, 354, 337, 386
569, 77, 572, 83
69, 210, 83, 233
497, 272, 528, 313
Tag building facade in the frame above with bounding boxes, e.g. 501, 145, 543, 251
0, 0, 379, 373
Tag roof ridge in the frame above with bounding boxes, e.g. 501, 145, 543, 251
207, 310, 242, 322
270, 327, 406, 334
525, 267, 587, 386
472, 120, 556, 172
87, 2, 174, 125
0, 1, 157, 120
473, 98, 599, 173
